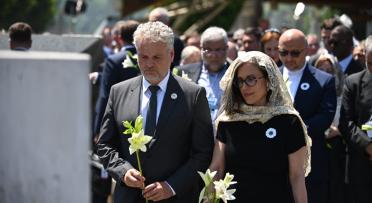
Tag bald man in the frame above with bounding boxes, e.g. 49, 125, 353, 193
279, 29, 337, 203
148, 7, 184, 68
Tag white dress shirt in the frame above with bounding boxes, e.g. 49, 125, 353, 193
141, 71, 170, 128
283, 63, 307, 101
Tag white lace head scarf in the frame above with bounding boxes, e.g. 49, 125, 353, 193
216, 51, 311, 176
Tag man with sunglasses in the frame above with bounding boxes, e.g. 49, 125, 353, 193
329, 25, 364, 76
279, 29, 337, 203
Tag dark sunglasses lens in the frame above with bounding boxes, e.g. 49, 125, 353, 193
279, 50, 301, 57
279, 50, 289, 56
290, 51, 301, 57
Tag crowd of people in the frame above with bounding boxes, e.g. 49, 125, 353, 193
6, 6, 372, 203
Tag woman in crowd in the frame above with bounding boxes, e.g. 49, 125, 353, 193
314, 54, 344, 96
209, 51, 310, 203
261, 28, 282, 67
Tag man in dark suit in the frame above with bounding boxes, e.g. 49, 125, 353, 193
327, 24, 365, 203
97, 21, 214, 203
279, 29, 337, 203
93, 20, 140, 141
339, 35, 372, 203
177, 26, 229, 122
329, 25, 364, 76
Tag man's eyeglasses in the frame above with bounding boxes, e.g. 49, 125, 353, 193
234, 75, 265, 88
201, 48, 227, 55
278, 49, 304, 57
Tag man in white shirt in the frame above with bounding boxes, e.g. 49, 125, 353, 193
279, 29, 337, 203
329, 25, 364, 76
97, 21, 214, 203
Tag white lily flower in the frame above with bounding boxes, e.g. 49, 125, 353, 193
223, 173, 237, 186
128, 129, 152, 154
198, 169, 217, 186
214, 180, 236, 203
198, 169, 217, 203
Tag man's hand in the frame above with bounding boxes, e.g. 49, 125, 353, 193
123, 169, 145, 189
326, 125, 341, 139
88, 72, 99, 84
142, 181, 174, 201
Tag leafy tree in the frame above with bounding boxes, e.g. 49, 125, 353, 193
0, 0, 57, 33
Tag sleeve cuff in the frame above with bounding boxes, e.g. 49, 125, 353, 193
164, 181, 176, 196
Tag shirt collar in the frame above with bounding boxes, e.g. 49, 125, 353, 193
142, 70, 170, 93
338, 54, 353, 72
202, 63, 228, 76
284, 62, 307, 77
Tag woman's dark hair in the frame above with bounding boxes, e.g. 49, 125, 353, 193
222, 61, 269, 115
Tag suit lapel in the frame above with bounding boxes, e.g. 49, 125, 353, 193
294, 65, 313, 110
147, 75, 180, 150
191, 63, 202, 82
127, 77, 142, 119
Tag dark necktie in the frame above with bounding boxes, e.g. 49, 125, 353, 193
145, 85, 160, 136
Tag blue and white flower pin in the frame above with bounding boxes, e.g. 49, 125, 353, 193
171, 93, 177, 100
300, 82, 310, 91
265, 128, 277, 139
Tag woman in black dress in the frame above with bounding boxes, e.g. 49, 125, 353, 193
209, 51, 311, 203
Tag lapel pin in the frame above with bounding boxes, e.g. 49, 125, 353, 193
265, 128, 277, 139
300, 83, 310, 91
171, 93, 177, 100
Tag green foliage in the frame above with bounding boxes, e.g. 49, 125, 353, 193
319, 6, 341, 20
0, 0, 57, 33
206, 0, 244, 31
177, 0, 244, 33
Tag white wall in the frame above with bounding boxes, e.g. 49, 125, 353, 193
0, 51, 91, 203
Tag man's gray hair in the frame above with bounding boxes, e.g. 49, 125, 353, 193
365, 35, 372, 55
149, 7, 170, 25
133, 21, 174, 51
181, 45, 201, 60
200, 26, 228, 46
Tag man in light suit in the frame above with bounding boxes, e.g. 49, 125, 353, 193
339, 35, 372, 203
279, 29, 337, 203
177, 27, 229, 122
97, 21, 214, 203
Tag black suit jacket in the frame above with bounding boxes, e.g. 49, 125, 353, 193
283, 64, 337, 182
94, 45, 140, 136
339, 70, 372, 184
97, 74, 214, 203
344, 58, 364, 77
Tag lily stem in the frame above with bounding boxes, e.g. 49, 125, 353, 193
136, 150, 148, 203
